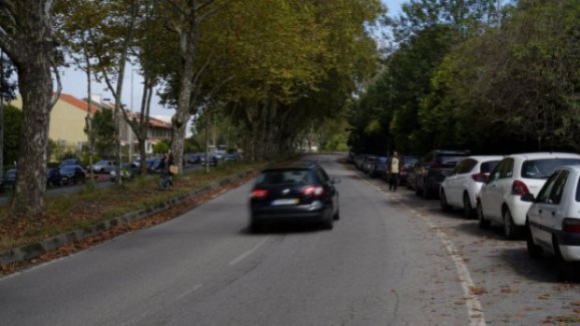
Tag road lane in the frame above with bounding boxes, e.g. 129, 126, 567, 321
0, 154, 473, 325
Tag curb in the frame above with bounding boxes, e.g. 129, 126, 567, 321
0, 169, 259, 266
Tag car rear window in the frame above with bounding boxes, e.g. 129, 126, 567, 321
522, 158, 580, 179
256, 170, 312, 185
437, 155, 468, 167
480, 160, 500, 173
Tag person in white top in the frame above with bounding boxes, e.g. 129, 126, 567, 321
389, 151, 400, 191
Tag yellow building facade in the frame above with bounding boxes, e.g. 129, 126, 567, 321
10, 93, 93, 150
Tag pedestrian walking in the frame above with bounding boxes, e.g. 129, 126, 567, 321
157, 151, 173, 190
389, 151, 400, 191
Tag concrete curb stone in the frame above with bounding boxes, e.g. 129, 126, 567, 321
0, 167, 264, 267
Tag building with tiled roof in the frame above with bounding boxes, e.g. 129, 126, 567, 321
10, 92, 94, 150
9, 92, 173, 159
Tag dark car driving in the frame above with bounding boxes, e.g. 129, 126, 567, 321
249, 162, 340, 232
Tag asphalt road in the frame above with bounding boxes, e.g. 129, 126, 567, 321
1, 154, 579, 325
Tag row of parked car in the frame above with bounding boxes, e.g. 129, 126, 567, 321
351, 149, 580, 267
348, 153, 419, 186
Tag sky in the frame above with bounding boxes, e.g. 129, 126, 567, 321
58, 0, 406, 118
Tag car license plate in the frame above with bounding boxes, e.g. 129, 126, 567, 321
271, 198, 299, 206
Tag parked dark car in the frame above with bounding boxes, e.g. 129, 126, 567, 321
47, 168, 63, 187
200, 154, 218, 166
414, 150, 471, 199
370, 156, 388, 178
249, 162, 340, 232
88, 159, 116, 174
399, 155, 419, 186
2, 168, 17, 190
362, 156, 378, 175
59, 165, 87, 185
146, 157, 163, 174
59, 158, 83, 168
187, 153, 202, 164
225, 154, 238, 162
110, 163, 139, 182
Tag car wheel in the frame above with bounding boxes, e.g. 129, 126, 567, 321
414, 184, 421, 196
440, 190, 451, 212
250, 221, 263, 233
323, 218, 334, 230
477, 202, 490, 229
333, 207, 340, 221
526, 222, 543, 259
463, 193, 474, 219
503, 209, 520, 239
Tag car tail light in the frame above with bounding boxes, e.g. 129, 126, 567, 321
251, 189, 269, 198
471, 173, 487, 183
512, 180, 530, 196
431, 162, 441, 168
301, 186, 324, 197
401, 166, 407, 173
563, 218, 580, 233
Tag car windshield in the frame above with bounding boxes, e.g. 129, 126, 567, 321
61, 167, 77, 173
480, 160, 500, 173
6, 170, 16, 176
403, 158, 418, 166
521, 158, 580, 179
256, 169, 312, 185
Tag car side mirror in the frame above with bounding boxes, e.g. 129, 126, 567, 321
521, 193, 535, 202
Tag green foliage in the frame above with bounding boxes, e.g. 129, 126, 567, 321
87, 108, 115, 158
153, 140, 170, 154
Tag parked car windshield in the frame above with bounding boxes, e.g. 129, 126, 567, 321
256, 169, 312, 185
60, 166, 78, 173
522, 158, 580, 179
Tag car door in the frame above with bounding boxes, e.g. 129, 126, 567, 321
452, 159, 477, 207
491, 158, 515, 221
445, 160, 466, 206
481, 159, 508, 221
528, 171, 561, 249
542, 170, 569, 249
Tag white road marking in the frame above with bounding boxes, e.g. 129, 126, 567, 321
358, 176, 486, 326
229, 237, 270, 266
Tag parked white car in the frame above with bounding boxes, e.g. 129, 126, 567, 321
477, 152, 580, 239
525, 165, 580, 262
440, 155, 503, 218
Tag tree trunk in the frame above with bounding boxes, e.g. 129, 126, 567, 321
12, 58, 52, 214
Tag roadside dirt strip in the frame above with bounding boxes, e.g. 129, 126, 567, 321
0, 170, 259, 276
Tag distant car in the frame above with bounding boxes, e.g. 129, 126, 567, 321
59, 158, 83, 168
478, 152, 580, 239
439, 155, 503, 218
370, 156, 387, 178
187, 153, 202, 164
414, 149, 471, 199
146, 157, 163, 174
47, 168, 63, 187
200, 154, 218, 166
249, 162, 340, 232
362, 156, 378, 175
110, 163, 139, 182
225, 153, 239, 162
525, 165, 580, 264
399, 155, 419, 186
59, 165, 87, 185
88, 160, 116, 174
2, 168, 16, 190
